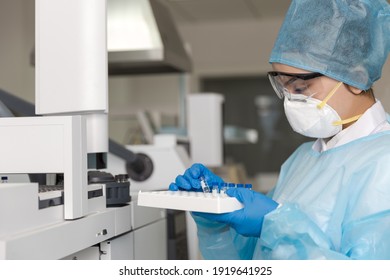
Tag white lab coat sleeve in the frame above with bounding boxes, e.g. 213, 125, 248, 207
259, 202, 390, 259
258, 203, 349, 259
340, 211, 390, 259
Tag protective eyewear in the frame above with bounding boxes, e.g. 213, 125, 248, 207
268, 71, 324, 101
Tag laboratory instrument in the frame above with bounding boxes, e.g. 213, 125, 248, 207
0, 0, 177, 260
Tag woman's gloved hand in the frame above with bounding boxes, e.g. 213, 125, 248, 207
169, 163, 224, 191
193, 187, 279, 237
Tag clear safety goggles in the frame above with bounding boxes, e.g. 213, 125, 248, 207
267, 71, 324, 101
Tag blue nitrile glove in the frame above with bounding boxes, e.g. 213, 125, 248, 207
192, 187, 278, 237
169, 163, 224, 191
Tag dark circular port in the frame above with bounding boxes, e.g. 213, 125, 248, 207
126, 153, 154, 182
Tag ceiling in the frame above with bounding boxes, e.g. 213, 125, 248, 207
165, 0, 292, 23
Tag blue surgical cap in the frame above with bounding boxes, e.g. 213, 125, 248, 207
269, 0, 390, 90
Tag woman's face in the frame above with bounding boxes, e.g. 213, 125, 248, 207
271, 63, 354, 119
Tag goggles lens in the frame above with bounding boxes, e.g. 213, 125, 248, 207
268, 71, 324, 101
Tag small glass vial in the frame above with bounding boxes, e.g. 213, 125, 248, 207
211, 185, 219, 196
220, 183, 228, 196
199, 176, 211, 193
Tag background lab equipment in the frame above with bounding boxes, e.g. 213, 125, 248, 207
0, 0, 193, 260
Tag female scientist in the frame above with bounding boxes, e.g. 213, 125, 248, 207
169, 0, 390, 259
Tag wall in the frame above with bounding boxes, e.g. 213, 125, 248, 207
376, 59, 390, 111
0, 0, 35, 103
180, 18, 283, 77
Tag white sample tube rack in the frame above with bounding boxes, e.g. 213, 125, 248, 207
137, 190, 243, 214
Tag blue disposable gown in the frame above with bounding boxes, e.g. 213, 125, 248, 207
193, 131, 390, 259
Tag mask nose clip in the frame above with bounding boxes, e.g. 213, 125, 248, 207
285, 91, 318, 103
294, 99, 308, 103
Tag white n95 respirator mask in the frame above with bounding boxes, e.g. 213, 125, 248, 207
284, 96, 342, 138
283, 82, 361, 138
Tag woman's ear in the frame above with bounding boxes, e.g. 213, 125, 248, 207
346, 84, 364, 95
